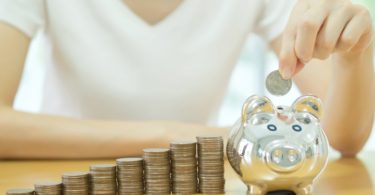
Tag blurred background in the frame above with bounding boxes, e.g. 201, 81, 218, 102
14, 0, 375, 152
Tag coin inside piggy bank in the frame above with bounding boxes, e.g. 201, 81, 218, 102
227, 95, 329, 195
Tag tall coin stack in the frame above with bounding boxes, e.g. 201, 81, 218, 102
116, 157, 144, 195
143, 148, 171, 194
34, 181, 62, 195
170, 141, 198, 194
89, 164, 117, 194
62, 172, 89, 195
197, 136, 225, 194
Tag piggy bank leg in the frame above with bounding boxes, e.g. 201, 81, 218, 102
247, 183, 267, 195
293, 183, 313, 195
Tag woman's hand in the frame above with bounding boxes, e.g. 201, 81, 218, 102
279, 0, 374, 79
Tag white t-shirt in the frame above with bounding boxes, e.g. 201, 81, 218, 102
0, 0, 295, 124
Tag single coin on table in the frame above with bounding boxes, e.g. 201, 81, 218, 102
265, 70, 292, 96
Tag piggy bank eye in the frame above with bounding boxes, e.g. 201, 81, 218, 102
267, 124, 277, 131
292, 124, 302, 132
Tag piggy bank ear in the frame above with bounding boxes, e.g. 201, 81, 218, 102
241, 95, 275, 125
292, 95, 323, 120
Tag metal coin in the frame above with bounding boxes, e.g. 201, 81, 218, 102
266, 70, 292, 96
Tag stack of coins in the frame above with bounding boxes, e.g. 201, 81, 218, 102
170, 141, 198, 194
6, 189, 35, 195
62, 172, 89, 195
116, 157, 144, 195
143, 148, 171, 194
34, 181, 62, 195
89, 164, 117, 194
197, 136, 225, 194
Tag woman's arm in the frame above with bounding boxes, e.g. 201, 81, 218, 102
0, 23, 226, 159
271, 0, 375, 157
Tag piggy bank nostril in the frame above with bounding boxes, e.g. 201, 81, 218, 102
271, 149, 283, 164
287, 149, 298, 162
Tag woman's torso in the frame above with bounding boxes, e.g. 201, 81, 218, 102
40, 0, 261, 123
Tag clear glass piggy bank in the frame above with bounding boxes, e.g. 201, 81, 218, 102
227, 95, 329, 195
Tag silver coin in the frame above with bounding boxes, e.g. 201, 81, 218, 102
266, 70, 292, 96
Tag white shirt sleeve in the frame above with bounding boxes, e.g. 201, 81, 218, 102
0, 0, 45, 37
253, 0, 296, 43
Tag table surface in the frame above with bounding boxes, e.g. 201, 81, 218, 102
1, 151, 374, 195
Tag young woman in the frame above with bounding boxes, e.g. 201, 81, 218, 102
0, 0, 373, 158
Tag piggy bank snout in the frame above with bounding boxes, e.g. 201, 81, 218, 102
265, 143, 304, 173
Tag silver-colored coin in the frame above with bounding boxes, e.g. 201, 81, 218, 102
266, 70, 292, 96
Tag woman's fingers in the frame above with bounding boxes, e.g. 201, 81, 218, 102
279, 33, 297, 79
349, 31, 374, 54
313, 4, 354, 59
279, 0, 373, 79
295, 6, 328, 63
279, 1, 308, 79
336, 6, 373, 53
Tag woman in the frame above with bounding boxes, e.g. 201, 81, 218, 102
0, 0, 373, 158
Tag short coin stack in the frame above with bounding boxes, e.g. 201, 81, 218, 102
143, 148, 171, 194
116, 157, 144, 195
6, 189, 35, 195
62, 172, 89, 195
34, 181, 62, 194
89, 164, 117, 194
197, 136, 225, 194
170, 141, 198, 194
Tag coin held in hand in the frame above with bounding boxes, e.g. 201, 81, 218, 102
266, 70, 292, 96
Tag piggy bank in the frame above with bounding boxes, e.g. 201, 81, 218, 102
227, 95, 329, 195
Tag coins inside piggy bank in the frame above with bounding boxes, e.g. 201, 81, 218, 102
266, 70, 292, 96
